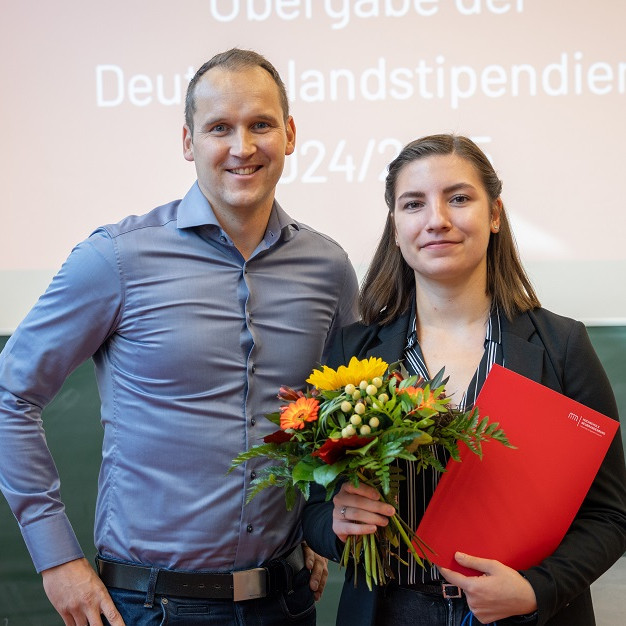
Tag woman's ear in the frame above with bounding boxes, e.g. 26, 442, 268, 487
491, 198, 503, 233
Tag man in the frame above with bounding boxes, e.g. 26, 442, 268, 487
0, 49, 358, 625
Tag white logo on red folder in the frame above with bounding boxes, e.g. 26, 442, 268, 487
568, 412, 607, 437
567, 412, 581, 424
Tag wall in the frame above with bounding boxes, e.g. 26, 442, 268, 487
3, 1, 626, 332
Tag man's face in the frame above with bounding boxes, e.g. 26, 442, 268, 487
183, 66, 295, 221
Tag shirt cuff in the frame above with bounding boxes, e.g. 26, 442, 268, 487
21, 513, 84, 572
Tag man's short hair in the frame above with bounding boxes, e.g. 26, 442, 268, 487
184, 48, 290, 135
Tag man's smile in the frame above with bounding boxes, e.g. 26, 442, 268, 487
228, 166, 262, 175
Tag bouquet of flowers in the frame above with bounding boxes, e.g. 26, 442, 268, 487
231, 356, 513, 590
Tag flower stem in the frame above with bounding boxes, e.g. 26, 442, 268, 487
363, 532, 372, 591
389, 513, 425, 568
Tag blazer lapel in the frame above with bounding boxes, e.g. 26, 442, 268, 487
501, 312, 544, 382
363, 312, 411, 365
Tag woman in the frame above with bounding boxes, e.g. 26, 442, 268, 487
303, 134, 626, 625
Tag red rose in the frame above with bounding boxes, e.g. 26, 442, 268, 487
312, 435, 375, 465
263, 430, 295, 444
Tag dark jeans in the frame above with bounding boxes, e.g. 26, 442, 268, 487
375, 584, 534, 626
375, 585, 470, 626
104, 566, 316, 626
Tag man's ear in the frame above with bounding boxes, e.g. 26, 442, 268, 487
285, 116, 296, 156
183, 125, 194, 162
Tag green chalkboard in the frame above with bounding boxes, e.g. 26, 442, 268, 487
0, 336, 102, 624
1, 328, 625, 624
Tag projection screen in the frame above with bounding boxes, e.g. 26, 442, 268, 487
2, 0, 625, 333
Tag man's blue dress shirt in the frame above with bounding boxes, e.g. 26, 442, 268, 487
0, 182, 358, 573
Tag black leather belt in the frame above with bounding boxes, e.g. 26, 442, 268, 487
401, 581, 463, 599
96, 545, 305, 602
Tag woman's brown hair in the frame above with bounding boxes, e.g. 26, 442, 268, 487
360, 134, 540, 325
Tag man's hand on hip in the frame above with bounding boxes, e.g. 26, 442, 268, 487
42, 557, 126, 626
303, 544, 328, 602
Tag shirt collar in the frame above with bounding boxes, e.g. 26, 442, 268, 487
176, 181, 299, 247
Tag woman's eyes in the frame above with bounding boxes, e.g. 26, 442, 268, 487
400, 194, 472, 211
450, 194, 470, 204
403, 201, 423, 211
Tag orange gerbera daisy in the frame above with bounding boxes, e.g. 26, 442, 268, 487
401, 386, 437, 411
280, 397, 320, 430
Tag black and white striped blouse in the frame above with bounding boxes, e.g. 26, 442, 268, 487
394, 306, 504, 586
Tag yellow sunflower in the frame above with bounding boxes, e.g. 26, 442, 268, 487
280, 397, 320, 430
306, 356, 388, 391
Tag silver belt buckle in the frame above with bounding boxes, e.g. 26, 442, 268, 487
442, 583, 462, 599
233, 567, 267, 602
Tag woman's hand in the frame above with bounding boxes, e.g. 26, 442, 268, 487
332, 481, 396, 542
439, 552, 537, 624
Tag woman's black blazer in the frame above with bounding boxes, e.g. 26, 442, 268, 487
303, 307, 626, 626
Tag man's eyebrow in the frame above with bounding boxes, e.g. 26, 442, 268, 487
253, 113, 280, 122
197, 116, 225, 130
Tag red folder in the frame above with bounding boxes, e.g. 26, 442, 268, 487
416, 364, 618, 576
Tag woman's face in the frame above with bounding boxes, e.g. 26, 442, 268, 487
392, 153, 500, 288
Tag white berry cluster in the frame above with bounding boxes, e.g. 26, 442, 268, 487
339, 376, 387, 438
